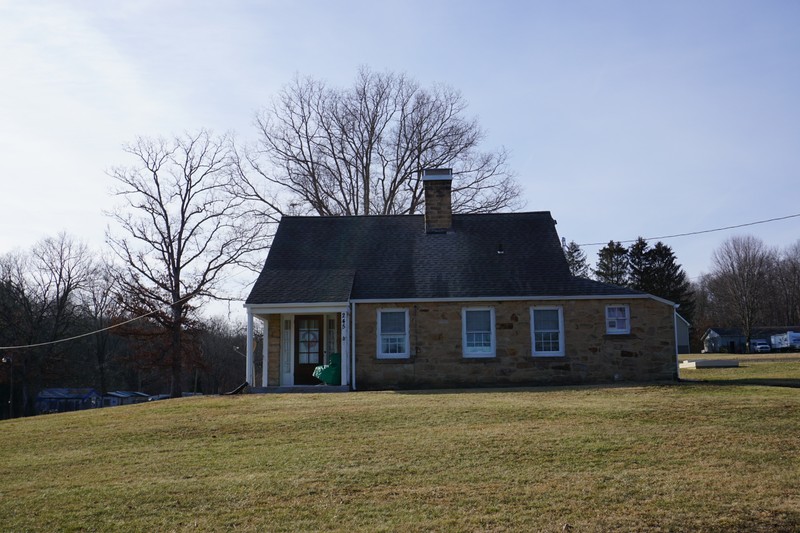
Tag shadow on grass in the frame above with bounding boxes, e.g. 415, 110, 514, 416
389, 381, 679, 395
679, 378, 800, 388
390, 377, 800, 395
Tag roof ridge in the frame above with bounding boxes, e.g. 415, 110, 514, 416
279, 211, 553, 221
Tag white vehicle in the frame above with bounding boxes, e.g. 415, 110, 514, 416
751, 339, 771, 353
770, 331, 800, 351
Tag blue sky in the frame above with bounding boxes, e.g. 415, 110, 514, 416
1, 0, 799, 309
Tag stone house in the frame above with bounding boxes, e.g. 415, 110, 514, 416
244, 169, 679, 390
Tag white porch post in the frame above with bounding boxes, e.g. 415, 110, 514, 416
246, 311, 255, 386
261, 317, 269, 387
340, 308, 350, 387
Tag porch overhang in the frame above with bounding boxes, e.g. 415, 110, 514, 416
246, 301, 350, 316
244, 301, 352, 390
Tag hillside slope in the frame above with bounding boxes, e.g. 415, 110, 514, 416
1, 385, 799, 531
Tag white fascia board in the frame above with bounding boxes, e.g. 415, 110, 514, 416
245, 302, 349, 315
350, 293, 676, 306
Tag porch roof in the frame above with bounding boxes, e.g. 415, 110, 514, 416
247, 268, 355, 304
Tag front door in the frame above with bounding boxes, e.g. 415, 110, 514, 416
295, 315, 323, 384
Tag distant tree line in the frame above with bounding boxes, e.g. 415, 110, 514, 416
0, 233, 248, 418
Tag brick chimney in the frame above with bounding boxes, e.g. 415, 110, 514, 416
422, 168, 453, 234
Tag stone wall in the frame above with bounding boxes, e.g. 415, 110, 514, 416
264, 314, 282, 387
354, 298, 677, 389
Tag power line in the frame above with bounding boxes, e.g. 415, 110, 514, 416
577, 212, 800, 247
0, 310, 158, 351
0, 267, 250, 351
6, 212, 798, 350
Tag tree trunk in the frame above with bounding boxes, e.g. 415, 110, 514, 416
169, 305, 183, 398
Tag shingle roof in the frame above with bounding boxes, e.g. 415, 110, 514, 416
246, 212, 644, 304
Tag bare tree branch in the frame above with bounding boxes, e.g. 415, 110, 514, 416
707, 235, 776, 351
106, 129, 273, 397
235, 67, 523, 217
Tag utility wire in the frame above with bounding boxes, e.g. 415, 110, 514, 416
6, 213, 798, 350
577, 212, 800, 247
0, 310, 159, 351
0, 267, 249, 351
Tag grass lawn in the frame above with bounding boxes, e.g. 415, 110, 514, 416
1, 381, 799, 531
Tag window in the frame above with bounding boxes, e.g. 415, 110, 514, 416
377, 309, 410, 358
531, 306, 564, 356
462, 308, 496, 357
326, 316, 338, 356
606, 305, 630, 335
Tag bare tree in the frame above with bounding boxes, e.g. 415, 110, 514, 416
197, 316, 246, 394
77, 257, 121, 395
0, 233, 94, 414
106, 130, 270, 398
708, 235, 776, 352
772, 240, 800, 325
234, 67, 522, 217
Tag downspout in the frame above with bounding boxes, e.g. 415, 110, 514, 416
246, 311, 254, 386
673, 305, 680, 381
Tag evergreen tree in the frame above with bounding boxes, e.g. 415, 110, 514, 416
625, 238, 695, 322
593, 237, 695, 320
594, 241, 629, 286
627, 237, 652, 290
646, 242, 695, 322
563, 240, 590, 278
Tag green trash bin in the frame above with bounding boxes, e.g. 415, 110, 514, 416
312, 353, 341, 386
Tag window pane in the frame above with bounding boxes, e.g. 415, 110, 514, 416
606, 306, 629, 333
534, 309, 559, 330
535, 331, 560, 352
381, 335, 406, 354
608, 306, 627, 319
465, 310, 491, 332
466, 332, 492, 350
381, 311, 405, 334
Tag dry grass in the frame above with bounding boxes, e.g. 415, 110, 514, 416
1, 381, 799, 532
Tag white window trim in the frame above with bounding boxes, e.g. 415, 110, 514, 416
376, 308, 410, 359
531, 306, 565, 357
605, 304, 631, 335
462, 307, 496, 358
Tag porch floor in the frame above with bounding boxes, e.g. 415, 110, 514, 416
249, 385, 350, 394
